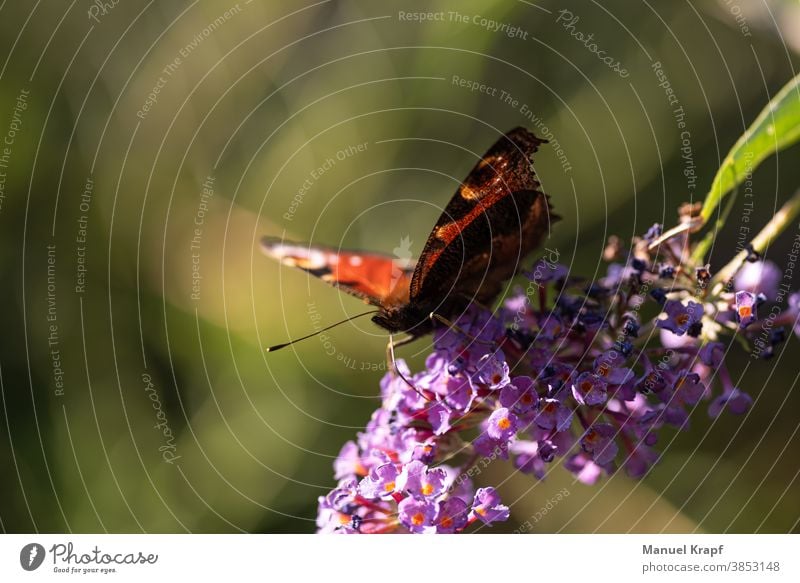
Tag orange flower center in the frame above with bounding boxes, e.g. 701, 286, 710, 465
412, 512, 425, 526
676, 314, 690, 326
384, 481, 396, 492
497, 417, 512, 430
421, 483, 434, 496
738, 305, 752, 318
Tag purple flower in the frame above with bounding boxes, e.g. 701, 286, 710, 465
662, 405, 690, 429
358, 462, 399, 499
314, 211, 773, 532
510, 440, 546, 478
317, 478, 367, 533
644, 223, 663, 242
398, 497, 436, 533
473, 433, 510, 460
699, 342, 725, 367
474, 351, 511, 389
538, 314, 566, 340
380, 359, 422, 411
504, 289, 530, 315
656, 300, 704, 336
602, 262, 640, 288
320, 478, 358, 515
397, 460, 447, 499
564, 453, 603, 485
442, 374, 474, 410
635, 359, 668, 394
537, 439, 559, 462
624, 444, 659, 478
526, 257, 568, 283
734, 291, 757, 328
593, 350, 634, 385
580, 423, 619, 465
434, 497, 469, 533
499, 376, 539, 413
411, 441, 436, 464
669, 371, 706, 406
427, 402, 452, 436
735, 260, 781, 300
535, 398, 573, 432
659, 328, 698, 349
334, 441, 364, 479
789, 293, 800, 338
537, 362, 575, 391
470, 487, 509, 525
571, 372, 608, 406
487, 408, 518, 441
708, 388, 753, 417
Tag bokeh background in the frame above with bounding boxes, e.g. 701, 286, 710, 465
1, 0, 799, 533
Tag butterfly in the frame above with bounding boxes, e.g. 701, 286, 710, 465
262, 127, 557, 348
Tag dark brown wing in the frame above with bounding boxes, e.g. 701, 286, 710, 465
409, 127, 557, 307
261, 237, 414, 307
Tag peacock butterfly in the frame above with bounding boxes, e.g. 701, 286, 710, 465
262, 127, 557, 346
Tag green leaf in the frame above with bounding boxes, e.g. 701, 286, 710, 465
700, 72, 800, 225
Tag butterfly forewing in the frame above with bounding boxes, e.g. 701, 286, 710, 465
261, 238, 415, 307
409, 127, 555, 308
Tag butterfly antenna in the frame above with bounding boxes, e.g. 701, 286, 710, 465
265, 310, 379, 352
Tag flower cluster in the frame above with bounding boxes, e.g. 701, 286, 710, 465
316, 216, 797, 534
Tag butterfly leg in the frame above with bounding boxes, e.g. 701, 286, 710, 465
387, 334, 430, 402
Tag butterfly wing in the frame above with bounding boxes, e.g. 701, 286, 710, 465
409, 127, 557, 308
261, 237, 415, 307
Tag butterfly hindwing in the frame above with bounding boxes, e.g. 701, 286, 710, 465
409, 127, 556, 308
261, 237, 414, 307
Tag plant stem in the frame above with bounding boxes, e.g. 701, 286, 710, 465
711, 188, 800, 292
646, 220, 697, 251
691, 185, 740, 264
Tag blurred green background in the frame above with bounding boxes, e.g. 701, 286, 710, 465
0, 0, 799, 533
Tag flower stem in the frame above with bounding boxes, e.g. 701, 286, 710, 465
711, 188, 800, 292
